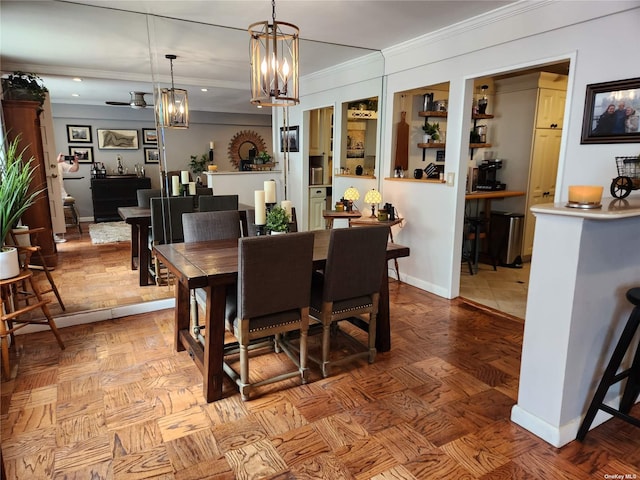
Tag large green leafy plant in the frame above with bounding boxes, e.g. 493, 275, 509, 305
0, 135, 43, 246
1, 72, 49, 106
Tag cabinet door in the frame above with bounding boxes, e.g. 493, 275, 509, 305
536, 89, 565, 129
309, 109, 322, 156
308, 196, 325, 231
523, 128, 562, 257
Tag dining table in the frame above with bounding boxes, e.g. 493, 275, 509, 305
153, 229, 410, 402
118, 203, 254, 287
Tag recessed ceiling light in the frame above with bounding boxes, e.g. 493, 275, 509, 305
72, 77, 82, 82
201, 88, 208, 92
71, 93, 80, 97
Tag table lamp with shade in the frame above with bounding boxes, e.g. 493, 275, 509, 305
343, 187, 360, 212
364, 188, 382, 218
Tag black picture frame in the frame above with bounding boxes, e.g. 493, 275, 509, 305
581, 77, 640, 144
66, 125, 92, 143
144, 147, 160, 164
280, 125, 299, 152
142, 128, 158, 144
97, 129, 139, 149
68, 146, 93, 163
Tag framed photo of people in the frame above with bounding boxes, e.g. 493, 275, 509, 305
581, 77, 640, 144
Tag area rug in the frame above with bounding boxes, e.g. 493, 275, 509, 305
89, 221, 131, 244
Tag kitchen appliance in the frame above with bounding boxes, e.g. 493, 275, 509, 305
490, 211, 524, 267
310, 167, 323, 185
433, 99, 448, 112
477, 159, 506, 191
474, 124, 487, 143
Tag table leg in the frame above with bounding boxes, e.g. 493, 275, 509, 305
376, 274, 391, 352
174, 281, 190, 353
203, 284, 227, 402
130, 223, 139, 270
138, 224, 151, 286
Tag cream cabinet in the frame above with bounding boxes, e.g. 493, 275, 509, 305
535, 89, 566, 129
309, 107, 333, 157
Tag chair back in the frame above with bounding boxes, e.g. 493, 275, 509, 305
150, 196, 194, 243
238, 232, 314, 320
199, 194, 239, 212
243, 209, 258, 237
288, 207, 298, 233
137, 189, 162, 208
322, 225, 390, 302
182, 210, 241, 243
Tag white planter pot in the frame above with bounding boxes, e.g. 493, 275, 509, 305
423, 134, 431, 143
269, 230, 286, 235
0, 246, 20, 280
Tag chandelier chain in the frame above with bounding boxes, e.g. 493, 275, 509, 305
272, 0, 276, 22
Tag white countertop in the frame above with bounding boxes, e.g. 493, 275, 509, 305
531, 195, 640, 220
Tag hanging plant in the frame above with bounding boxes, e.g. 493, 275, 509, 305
1, 72, 48, 106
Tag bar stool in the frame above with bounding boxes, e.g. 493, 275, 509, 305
1, 247, 65, 379
576, 287, 640, 440
64, 195, 82, 234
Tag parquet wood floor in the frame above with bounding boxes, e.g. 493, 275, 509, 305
1, 278, 639, 479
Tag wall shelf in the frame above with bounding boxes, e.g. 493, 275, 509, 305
417, 142, 446, 149
418, 110, 448, 118
386, 177, 445, 184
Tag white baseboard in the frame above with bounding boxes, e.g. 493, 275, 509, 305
15, 298, 175, 335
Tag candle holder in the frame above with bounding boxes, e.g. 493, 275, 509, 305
266, 202, 276, 213
255, 224, 266, 236
566, 185, 603, 209
182, 183, 189, 196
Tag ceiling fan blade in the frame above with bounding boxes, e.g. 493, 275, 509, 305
105, 101, 131, 106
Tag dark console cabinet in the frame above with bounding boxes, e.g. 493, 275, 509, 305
91, 176, 151, 222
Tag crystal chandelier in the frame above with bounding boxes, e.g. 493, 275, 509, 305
157, 54, 189, 129
248, 0, 299, 107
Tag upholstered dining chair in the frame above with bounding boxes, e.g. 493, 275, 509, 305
182, 210, 243, 341
149, 196, 194, 285
198, 194, 239, 212
136, 188, 162, 208
307, 225, 390, 378
223, 232, 315, 401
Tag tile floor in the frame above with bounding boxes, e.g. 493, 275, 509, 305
459, 261, 531, 319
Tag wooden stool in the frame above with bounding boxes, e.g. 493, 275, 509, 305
64, 196, 82, 234
576, 287, 640, 440
1, 260, 65, 379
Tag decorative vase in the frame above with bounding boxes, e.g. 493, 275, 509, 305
423, 134, 431, 143
0, 246, 20, 280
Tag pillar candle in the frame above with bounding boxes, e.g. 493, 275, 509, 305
264, 180, 276, 204
209, 141, 214, 149
188, 182, 196, 195
568, 185, 603, 204
281, 200, 292, 219
171, 176, 180, 196
181, 170, 189, 184
254, 190, 266, 225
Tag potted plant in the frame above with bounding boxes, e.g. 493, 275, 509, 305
0, 135, 43, 279
189, 153, 208, 182
256, 151, 272, 165
266, 205, 290, 234
422, 122, 440, 143
1, 72, 49, 106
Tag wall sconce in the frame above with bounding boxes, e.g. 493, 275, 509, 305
343, 187, 360, 212
364, 189, 382, 218
157, 54, 189, 129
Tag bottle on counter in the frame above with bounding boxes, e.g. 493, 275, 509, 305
117, 155, 124, 175
100, 163, 106, 178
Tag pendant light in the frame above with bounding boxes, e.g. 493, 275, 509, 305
157, 54, 189, 129
249, 0, 299, 107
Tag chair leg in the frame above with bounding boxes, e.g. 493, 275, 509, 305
0, 318, 10, 379
299, 326, 308, 384
368, 312, 377, 364
239, 342, 250, 401
27, 276, 65, 350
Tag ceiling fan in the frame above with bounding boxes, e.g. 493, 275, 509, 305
105, 91, 152, 109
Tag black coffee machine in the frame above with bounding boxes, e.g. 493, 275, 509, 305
477, 159, 506, 191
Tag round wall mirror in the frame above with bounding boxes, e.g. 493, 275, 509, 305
228, 130, 267, 170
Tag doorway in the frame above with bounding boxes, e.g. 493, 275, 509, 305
459, 59, 570, 318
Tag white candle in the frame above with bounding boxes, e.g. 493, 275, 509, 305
171, 176, 180, 196
209, 141, 214, 149
188, 182, 196, 195
281, 200, 292, 219
255, 190, 266, 225
181, 170, 189, 184
568, 185, 603, 204
264, 180, 276, 204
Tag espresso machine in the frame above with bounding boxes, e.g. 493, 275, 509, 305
476, 159, 506, 191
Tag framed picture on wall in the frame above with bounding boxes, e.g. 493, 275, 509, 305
66, 125, 92, 143
97, 129, 139, 149
142, 128, 158, 144
144, 147, 160, 164
280, 125, 299, 152
581, 77, 640, 144
68, 146, 94, 163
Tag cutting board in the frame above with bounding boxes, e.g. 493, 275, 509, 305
395, 111, 409, 171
